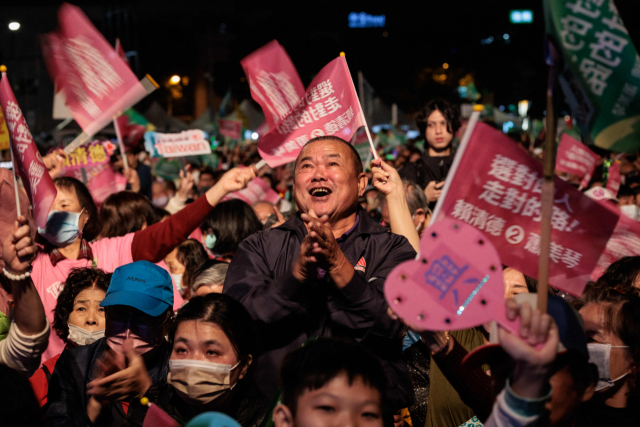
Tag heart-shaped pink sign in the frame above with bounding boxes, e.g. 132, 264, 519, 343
385, 218, 518, 333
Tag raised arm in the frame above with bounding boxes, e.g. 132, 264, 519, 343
0, 215, 49, 375
370, 159, 421, 252
131, 166, 256, 263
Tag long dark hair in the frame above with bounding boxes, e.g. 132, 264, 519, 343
52, 177, 101, 242
176, 239, 209, 291
99, 191, 158, 238
170, 293, 256, 360
199, 199, 262, 257
52, 267, 112, 342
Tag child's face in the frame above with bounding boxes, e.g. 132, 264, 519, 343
274, 374, 383, 427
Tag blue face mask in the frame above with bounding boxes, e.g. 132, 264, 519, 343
205, 233, 217, 250
38, 209, 84, 247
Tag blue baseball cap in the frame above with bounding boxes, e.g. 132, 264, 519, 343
185, 412, 241, 427
100, 261, 173, 317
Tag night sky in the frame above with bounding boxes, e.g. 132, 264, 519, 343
2, 1, 558, 132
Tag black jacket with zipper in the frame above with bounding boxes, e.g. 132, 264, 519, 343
223, 207, 416, 412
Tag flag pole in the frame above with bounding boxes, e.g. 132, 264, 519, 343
1, 65, 22, 218
346, 57, 378, 160
113, 114, 129, 173
430, 105, 483, 224
537, 42, 560, 313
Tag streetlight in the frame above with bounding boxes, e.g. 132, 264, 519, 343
170, 75, 181, 84
8, 22, 20, 31
442, 63, 449, 69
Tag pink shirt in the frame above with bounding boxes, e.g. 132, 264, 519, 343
32, 233, 184, 362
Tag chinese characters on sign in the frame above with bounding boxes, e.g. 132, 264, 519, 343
555, 133, 599, 187
0, 74, 57, 229
241, 40, 305, 129
62, 140, 114, 169
436, 122, 618, 296
546, 0, 640, 152
257, 56, 365, 168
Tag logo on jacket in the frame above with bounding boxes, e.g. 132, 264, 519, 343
354, 257, 366, 272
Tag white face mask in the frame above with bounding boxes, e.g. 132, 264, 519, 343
171, 273, 184, 293
167, 359, 240, 404
67, 323, 105, 346
620, 204, 639, 221
587, 343, 630, 391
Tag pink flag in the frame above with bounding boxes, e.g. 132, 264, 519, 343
218, 119, 243, 140
592, 213, 640, 281
142, 403, 180, 427
114, 38, 129, 66
241, 40, 305, 129
555, 134, 599, 188
434, 122, 618, 296
0, 74, 57, 229
222, 177, 281, 205
258, 57, 365, 168
41, 3, 148, 137
606, 160, 621, 195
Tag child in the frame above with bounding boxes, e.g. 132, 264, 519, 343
273, 338, 388, 427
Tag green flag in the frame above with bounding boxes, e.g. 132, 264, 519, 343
544, 0, 640, 152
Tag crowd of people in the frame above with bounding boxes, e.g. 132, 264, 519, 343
2, 97, 640, 427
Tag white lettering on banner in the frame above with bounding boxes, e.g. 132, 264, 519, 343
612, 83, 638, 116
64, 36, 123, 99
559, 1, 630, 97
450, 199, 505, 237
522, 232, 583, 268
481, 154, 579, 231
28, 161, 45, 195
271, 72, 301, 109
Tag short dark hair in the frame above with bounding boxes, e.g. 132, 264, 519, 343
199, 199, 262, 257
53, 267, 112, 342
99, 191, 158, 238
295, 136, 363, 177
170, 293, 256, 360
52, 177, 100, 241
415, 98, 461, 138
280, 338, 386, 416
176, 239, 209, 290
200, 167, 217, 181
594, 256, 640, 293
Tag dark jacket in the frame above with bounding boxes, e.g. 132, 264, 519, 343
122, 378, 270, 427
44, 339, 171, 427
399, 151, 454, 188
223, 207, 416, 411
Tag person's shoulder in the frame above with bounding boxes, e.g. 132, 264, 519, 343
237, 216, 301, 252
57, 338, 104, 368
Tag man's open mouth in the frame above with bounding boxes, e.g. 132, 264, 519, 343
309, 187, 332, 197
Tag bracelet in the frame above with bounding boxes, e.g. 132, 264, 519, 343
431, 332, 451, 357
2, 267, 32, 281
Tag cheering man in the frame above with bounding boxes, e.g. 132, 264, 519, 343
224, 136, 416, 413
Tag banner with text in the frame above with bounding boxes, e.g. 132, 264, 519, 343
434, 122, 618, 296
144, 130, 211, 158
555, 133, 599, 188
258, 56, 365, 168
592, 212, 640, 280
42, 3, 148, 137
241, 40, 305, 129
221, 177, 281, 205
0, 74, 57, 229
544, 0, 640, 152
218, 119, 243, 140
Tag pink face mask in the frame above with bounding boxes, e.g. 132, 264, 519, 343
105, 320, 159, 355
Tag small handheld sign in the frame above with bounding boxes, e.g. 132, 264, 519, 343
384, 218, 518, 333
